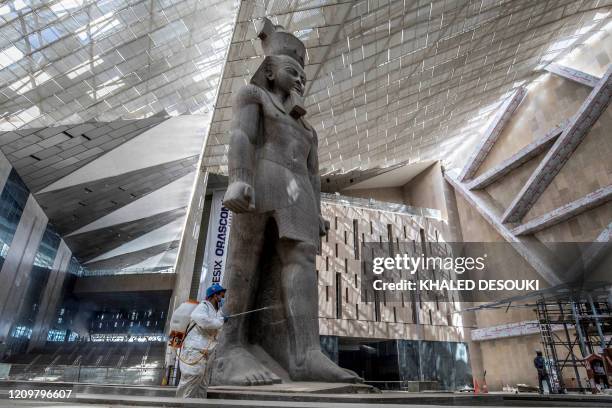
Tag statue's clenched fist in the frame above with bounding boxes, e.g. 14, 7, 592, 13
223, 181, 254, 213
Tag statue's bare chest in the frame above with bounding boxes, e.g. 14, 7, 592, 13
259, 97, 313, 158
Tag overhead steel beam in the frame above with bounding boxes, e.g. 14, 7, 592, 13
513, 185, 612, 236
502, 66, 612, 223
545, 63, 601, 88
444, 169, 562, 286
459, 86, 527, 181
467, 121, 568, 190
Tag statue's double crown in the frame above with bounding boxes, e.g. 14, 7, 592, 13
258, 18, 305, 67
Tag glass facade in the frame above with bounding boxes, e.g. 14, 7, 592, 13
67, 256, 85, 276
333, 337, 473, 391
6, 226, 61, 354
0, 169, 29, 269
0, 165, 87, 358
46, 257, 84, 340
90, 309, 167, 337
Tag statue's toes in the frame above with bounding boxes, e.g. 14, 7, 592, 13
262, 371, 279, 385
341, 368, 362, 382
252, 373, 264, 385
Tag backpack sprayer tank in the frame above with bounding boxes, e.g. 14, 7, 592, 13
168, 299, 199, 349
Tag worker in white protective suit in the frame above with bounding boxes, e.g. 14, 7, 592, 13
176, 283, 227, 398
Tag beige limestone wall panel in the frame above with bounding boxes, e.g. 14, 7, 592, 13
472, 69, 611, 230
475, 305, 538, 329
422, 324, 466, 343
535, 203, 612, 243
485, 152, 547, 210
320, 286, 335, 319
523, 104, 612, 222
455, 193, 505, 242
476, 75, 588, 178
453, 192, 541, 326
395, 303, 413, 324
318, 286, 333, 319
478, 334, 543, 390
403, 162, 448, 219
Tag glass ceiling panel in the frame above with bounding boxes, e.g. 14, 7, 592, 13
202, 0, 612, 176
0, 0, 240, 130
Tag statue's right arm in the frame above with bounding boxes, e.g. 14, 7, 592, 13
224, 85, 262, 213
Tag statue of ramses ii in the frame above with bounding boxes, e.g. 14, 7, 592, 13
208, 18, 361, 385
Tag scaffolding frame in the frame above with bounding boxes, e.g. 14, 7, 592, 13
536, 292, 612, 393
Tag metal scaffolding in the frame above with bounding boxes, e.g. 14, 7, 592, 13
536, 291, 612, 393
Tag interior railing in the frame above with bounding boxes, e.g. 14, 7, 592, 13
0, 363, 164, 386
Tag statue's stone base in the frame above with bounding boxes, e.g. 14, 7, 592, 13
211, 381, 378, 395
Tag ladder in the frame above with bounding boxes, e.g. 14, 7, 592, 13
536, 300, 564, 392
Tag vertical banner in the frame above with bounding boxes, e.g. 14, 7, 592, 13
197, 189, 232, 300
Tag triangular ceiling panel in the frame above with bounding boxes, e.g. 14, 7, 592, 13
36, 155, 198, 235
128, 248, 180, 271
0, 117, 167, 193
68, 171, 197, 236
86, 218, 186, 264
84, 241, 180, 271
65, 207, 186, 263
39, 115, 207, 193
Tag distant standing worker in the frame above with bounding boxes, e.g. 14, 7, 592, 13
534, 350, 551, 394
176, 284, 227, 398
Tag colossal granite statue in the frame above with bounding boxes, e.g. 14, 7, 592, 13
208, 19, 360, 385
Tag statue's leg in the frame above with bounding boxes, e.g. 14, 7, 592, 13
277, 240, 361, 383
211, 214, 281, 385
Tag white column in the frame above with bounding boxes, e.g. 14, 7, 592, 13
167, 169, 209, 331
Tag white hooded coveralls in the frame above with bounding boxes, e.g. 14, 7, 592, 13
176, 300, 224, 398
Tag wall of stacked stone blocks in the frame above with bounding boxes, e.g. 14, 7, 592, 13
316, 201, 468, 343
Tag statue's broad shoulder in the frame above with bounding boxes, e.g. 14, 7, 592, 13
234, 83, 302, 124
234, 84, 265, 107
233, 83, 266, 109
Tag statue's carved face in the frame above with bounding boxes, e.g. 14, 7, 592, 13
266, 56, 306, 97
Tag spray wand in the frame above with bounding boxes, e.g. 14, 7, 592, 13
224, 306, 274, 319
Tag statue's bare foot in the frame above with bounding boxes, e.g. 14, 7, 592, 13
212, 346, 281, 386
290, 349, 362, 383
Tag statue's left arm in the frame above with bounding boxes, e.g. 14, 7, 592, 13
307, 128, 328, 236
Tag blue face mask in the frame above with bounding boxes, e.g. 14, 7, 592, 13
219, 297, 225, 309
